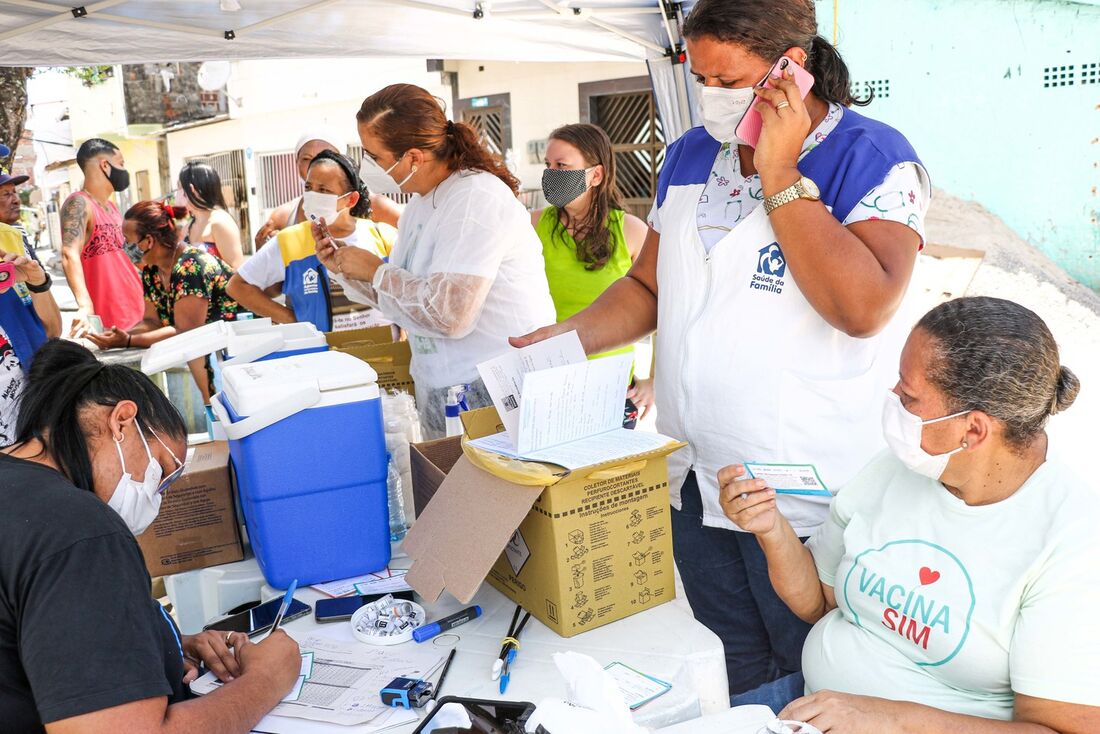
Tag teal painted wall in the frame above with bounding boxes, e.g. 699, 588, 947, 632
817, 0, 1100, 287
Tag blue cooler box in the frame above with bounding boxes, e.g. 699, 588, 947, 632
210, 351, 390, 587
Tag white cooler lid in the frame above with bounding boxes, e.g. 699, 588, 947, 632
225, 321, 326, 357
143, 318, 316, 374
221, 351, 379, 417
141, 321, 231, 374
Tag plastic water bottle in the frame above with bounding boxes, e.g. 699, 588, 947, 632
386, 453, 407, 542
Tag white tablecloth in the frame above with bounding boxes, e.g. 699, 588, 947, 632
242, 565, 729, 732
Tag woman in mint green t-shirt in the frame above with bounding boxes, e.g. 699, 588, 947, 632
531, 123, 652, 425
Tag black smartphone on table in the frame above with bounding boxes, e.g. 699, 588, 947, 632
202, 596, 312, 637
314, 590, 415, 623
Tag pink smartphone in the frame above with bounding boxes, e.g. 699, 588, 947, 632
0, 262, 15, 292
735, 56, 816, 148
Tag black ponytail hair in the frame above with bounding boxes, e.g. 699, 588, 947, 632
682, 0, 870, 107
307, 149, 373, 219
179, 161, 230, 211
14, 339, 187, 493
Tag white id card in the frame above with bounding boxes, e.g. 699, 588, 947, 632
744, 462, 831, 496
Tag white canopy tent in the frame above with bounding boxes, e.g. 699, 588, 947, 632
0, 0, 699, 139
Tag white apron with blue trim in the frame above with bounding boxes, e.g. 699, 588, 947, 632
654, 183, 914, 535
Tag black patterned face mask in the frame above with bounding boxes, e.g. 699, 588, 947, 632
123, 239, 145, 266
541, 167, 592, 208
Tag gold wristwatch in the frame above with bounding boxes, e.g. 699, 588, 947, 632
763, 175, 821, 214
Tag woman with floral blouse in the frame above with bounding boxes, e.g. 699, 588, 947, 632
89, 200, 241, 403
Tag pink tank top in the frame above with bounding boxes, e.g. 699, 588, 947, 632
69, 191, 144, 330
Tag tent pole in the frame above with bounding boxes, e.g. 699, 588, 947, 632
235, 0, 349, 34
0, 0, 127, 43
84, 13, 227, 37
585, 16, 664, 54
370, 0, 477, 19
657, 0, 692, 134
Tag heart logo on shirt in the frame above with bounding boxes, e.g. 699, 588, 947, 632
918, 567, 941, 586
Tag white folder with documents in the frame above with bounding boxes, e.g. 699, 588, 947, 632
472, 332, 678, 470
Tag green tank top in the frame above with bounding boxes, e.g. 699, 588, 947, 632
536, 207, 634, 363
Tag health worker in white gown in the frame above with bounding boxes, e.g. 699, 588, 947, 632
314, 83, 555, 438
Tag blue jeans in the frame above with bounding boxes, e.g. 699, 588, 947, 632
671, 472, 812, 695
730, 672, 806, 713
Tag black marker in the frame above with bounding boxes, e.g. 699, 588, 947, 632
413, 605, 483, 642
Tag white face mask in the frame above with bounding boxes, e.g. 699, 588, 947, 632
358, 154, 415, 196
108, 423, 179, 536
301, 191, 347, 225
697, 83, 757, 146
881, 391, 970, 481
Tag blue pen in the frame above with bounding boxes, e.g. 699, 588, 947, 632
268, 579, 298, 635
413, 605, 482, 643
499, 647, 517, 694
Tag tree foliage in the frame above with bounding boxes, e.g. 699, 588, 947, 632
0, 66, 33, 171
61, 65, 114, 87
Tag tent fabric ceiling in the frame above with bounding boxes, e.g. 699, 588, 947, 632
0, 0, 688, 66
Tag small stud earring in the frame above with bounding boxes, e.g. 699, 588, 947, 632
961, 440, 969, 449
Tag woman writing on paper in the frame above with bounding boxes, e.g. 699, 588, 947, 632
314, 84, 555, 438
721, 297, 1100, 731
513, 0, 930, 698
0, 340, 300, 733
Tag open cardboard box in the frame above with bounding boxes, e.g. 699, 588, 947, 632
325, 326, 414, 395
403, 407, 685, 637
136, 441, 244, 577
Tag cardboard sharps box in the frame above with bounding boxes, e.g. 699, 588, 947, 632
324, 326, 415, 396
403, 407, 684, 637
136, 441, 244, 577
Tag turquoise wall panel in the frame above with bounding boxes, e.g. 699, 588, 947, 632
817, 0, 1100, 287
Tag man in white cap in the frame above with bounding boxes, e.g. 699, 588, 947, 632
253, 127, 343, 248
253, 127, 402, 248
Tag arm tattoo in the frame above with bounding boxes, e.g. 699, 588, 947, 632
60, 195, 88, 252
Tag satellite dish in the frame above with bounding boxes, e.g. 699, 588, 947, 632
197, 61, 232, 91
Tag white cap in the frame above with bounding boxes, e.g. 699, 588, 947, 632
294, 126, 346, 158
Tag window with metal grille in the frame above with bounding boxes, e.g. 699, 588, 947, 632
580, 78, 665, 220
852, 79, 890, 100
463, 108, 506, 157
184, 149, 252, 253
1081, 62, 1099, 85
256, 151, 301, 213
1043, 65, 1075, 87
455, 93, 513, 163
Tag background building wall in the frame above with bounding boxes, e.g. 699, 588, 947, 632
452, 60, 648, 188
821, 0, 1100, 288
